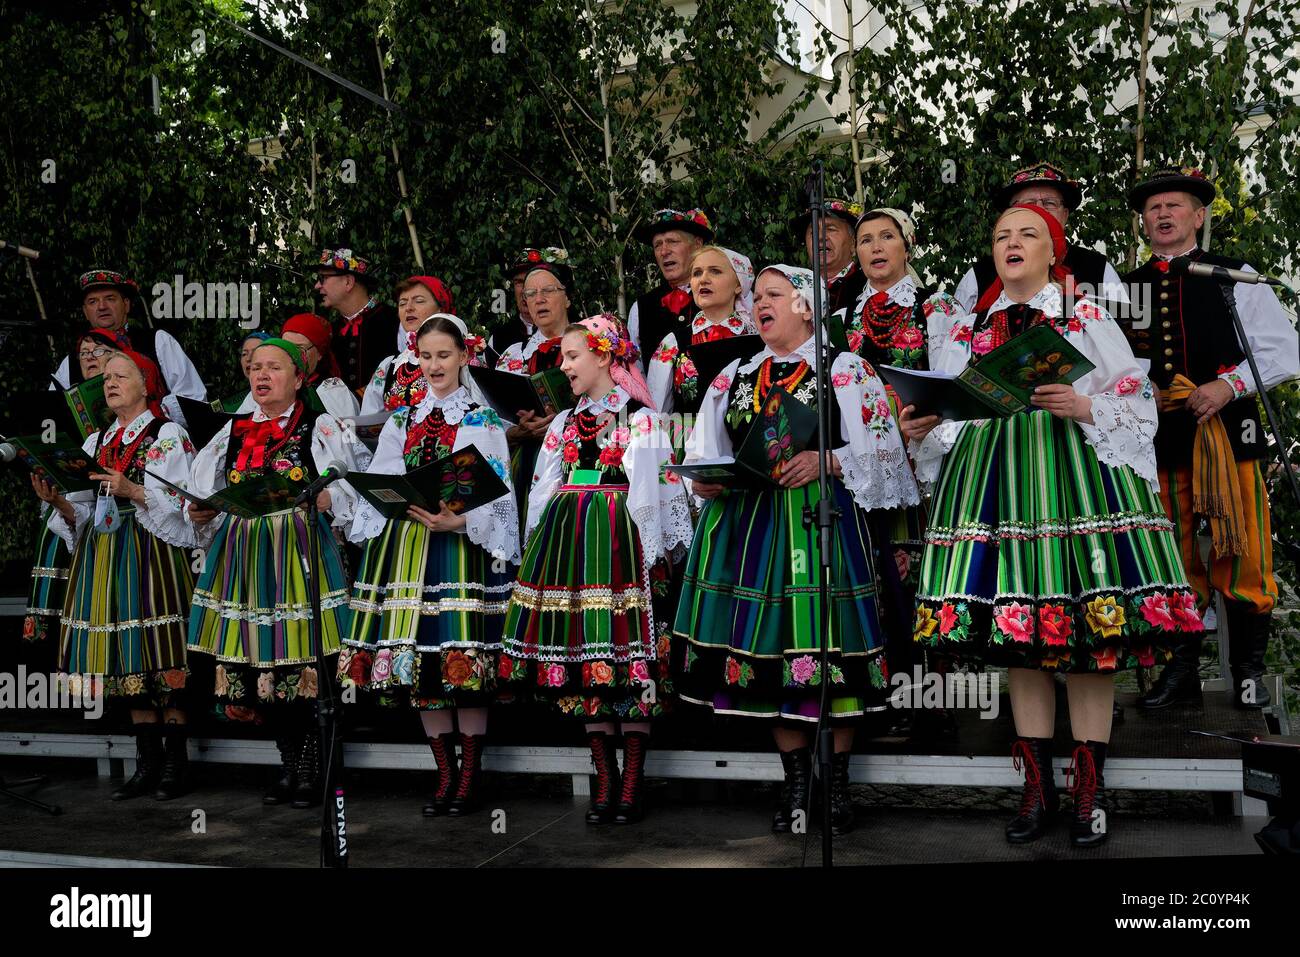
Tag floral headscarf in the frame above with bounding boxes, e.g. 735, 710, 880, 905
756, 264, 827, 320
577, 313, 656, 409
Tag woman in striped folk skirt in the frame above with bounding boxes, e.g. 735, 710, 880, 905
501, 315, 692, 825
902, 205, 1202, 849
186, 338, 369, 809
31, 350, 198, 801
339, 315, 519, 817
674, 265, 920, 834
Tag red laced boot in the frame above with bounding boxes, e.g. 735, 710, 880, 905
1005, 736, 1059, 844
422, 733, 459, 817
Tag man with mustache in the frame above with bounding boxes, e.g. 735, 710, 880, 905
792, 197, 866, 318
628, 208, 715, 371
311, 247, 401, 395
1121, 165, 1298, 712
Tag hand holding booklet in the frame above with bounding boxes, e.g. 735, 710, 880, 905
347, 444, 510, 519
878, 323, 1094, 421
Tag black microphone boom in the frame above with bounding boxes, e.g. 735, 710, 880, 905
295, 461, 349, 505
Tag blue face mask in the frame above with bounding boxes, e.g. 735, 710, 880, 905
93, 482, 121, 534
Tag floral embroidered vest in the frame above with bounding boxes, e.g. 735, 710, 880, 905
723, 357, 844, 448
402, 406, 460, 469
558, 398, 646, 484
223, 405, 322, 485
93, 416, 166, 501
383, 357, 428, 411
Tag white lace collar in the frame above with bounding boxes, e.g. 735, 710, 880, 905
102, 408, 155, 445
860, 274, 917, 310
252, 401, 297, 424
986, 283, 1063, 318
690, 312, 757, 336
414, 386, 473, 425
520, 328, 564, 360
738, 334, 819, 374
575, 385, 630, 415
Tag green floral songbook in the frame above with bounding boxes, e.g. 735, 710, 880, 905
347, 443, 509, 519
667, 386, 818, 489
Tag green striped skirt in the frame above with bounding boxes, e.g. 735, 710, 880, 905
673, 479, 889, 722
914, 410, 1201, 672
24, 521, 69, 643
59, 508, 193, 705
500, 482, 671, 721
338, 518, 511, 710
188, 510, 349, 707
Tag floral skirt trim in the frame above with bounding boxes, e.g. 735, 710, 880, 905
212, 660, 331, 709
59, 667, 189, 707
677, 642, 889, 715
337, 643, 500, 710
496, 650, 670, 721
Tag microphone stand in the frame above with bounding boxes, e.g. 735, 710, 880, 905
299, 491, 348, 868
1219, 282, 1300, 512
802, 160, 837, 869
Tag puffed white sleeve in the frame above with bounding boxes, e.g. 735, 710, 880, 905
52, 357, 71, 390
344, 406, 410, 543
524, 410, 569, 544
624, 410, 693, 566
921, 292, 963, 360
683, 359, 739, 463
1069, 301, 1159, 483
909, 310, 971, 489
318, 377, 361, 421
833, 352, 920, 511
1100, 260, 1130, 308
184, 421, 232, 550
627, 301, 642, 357
495, 342, 524, 371
645, 332, 678, 414
1215, 275, 1300, 396
360, 357, 392, 415
458, 409, 521, 565
45, 433, 99, 551
953, 266, 979, 314
154, 330, 208, 423
311, 414, 370, 528
136, 422, 198, 548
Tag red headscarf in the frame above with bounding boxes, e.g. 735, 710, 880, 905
106, 349, 167, 419
282, 312, 343, 381
973, 203, 1076, 315
406, 275, 454, 314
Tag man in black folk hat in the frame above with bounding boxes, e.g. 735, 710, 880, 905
954, 162, 1128, 315
793, 198, 867, 317
53, 268, 208, 423
312, 247, 400, 395
628, 208, 714, 372
1121, 165, 1299, 711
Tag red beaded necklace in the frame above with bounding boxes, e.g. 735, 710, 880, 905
858, 292, 912, 349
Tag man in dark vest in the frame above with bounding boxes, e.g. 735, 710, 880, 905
628, 208, 715, 371
53, 268, 208, 423
955, 163, 1128, 316
792, 198, 866, 318
488, 247, 564, 365
1121, 166, 1298, 710
311, 247, 400, 395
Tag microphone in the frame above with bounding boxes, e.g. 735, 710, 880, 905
1167, 256, 1284, 286
0, 443, 17, 463
294, 460, 349, 506
0, 240, 40, 261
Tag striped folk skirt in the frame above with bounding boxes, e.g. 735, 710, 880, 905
59, 508, 193, 706
188, 510, 349, 709
24, 521, 70, 643
673, 480, 889, 722
914, 410, 1202, 672
338, 519, 512, 710
500, 483, 672, 721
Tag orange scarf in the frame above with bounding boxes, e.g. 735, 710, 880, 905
1159, 374, 1246, 556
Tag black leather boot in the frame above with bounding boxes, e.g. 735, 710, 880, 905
828, 751, 855, 834
1137, 635, 1202, 709
1068, 740, 1109, 848
1005, 737, 1058, 844
585, 733, 620, 825
448, 734, 485, 816
290, 731, 321, 809
1226, 602, 1272, 709
422, 733, 459, 817
154, 725, 190, 801
112, 724, 163, 801
263, 727, 300, 805
614, 731, 648, 825
772, 747, 812, 833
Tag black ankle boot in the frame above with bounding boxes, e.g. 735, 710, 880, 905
112, 724, 163, 801
154, 726, 190, 801
1005, 737, 1058, 844
290, 731, 321, 809
1137, 636, 1202, 709
586, 733, 620, 825
264, 728, 300, 806
422, 734, 459, 817
448, 734, 485, 816
1227, 603, 1272, 709
828, 751, 855, 834
1068, 740, 1109, 848
614, 732, 649, 825
772, 747, 812, 833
